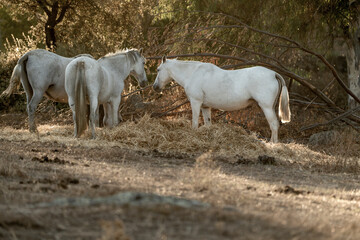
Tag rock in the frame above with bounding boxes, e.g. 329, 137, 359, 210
308, 130, 340, 146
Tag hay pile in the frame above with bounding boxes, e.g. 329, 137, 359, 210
2, 114, 358, 172
98, 115, 357, 171
99, 115, 268, 159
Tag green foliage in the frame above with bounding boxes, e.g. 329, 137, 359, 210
0, 7, 34, 51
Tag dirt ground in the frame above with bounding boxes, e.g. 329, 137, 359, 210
0, 111, 360, 240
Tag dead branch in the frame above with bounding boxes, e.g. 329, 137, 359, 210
290, 99, 327, 107
188, 37, 289, 69
157, 97, 187, 111
151, 100, 189, 118
122, 85, 151, 98
300, 106, 360, 131
305, 79, 336, 110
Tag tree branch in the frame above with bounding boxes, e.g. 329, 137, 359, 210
36, 0, 51, 16
300, 106, 360, 131
151, 100, 189, 118
55, 1, 71, 24
122, 85, 151, 98
191, 37, 289, 69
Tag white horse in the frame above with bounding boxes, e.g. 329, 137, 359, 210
0, 49, 93, 132
65, 49, 147, 139
153, 56, 291, 143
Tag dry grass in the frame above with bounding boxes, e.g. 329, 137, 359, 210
0, 114, 359, 174
99, 115, 265, 158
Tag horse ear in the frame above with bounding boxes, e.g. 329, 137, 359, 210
139, 48, 143, 55
162, 55, 167, 63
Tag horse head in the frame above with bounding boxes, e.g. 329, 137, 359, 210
153, 56, 172, 92
129, 48, 148, 87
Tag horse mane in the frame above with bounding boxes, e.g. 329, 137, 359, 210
101, 49, 143, 64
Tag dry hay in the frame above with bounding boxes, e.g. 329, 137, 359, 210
0, 114, 359, 173
98, 115, 360, 173
99, 115, 266, 159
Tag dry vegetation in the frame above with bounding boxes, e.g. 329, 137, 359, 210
0, 109, 360, 239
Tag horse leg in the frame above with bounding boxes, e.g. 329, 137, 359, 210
189, 99, 202, 129
201, 107, 212, 126
68, 97, 78, 137
20, 77, 33, 109
118, 112, 123, 122
89, 98, 98, 139
110, 97, 121, 127
103, 103, 112, 127
95, 105, 100, 127
259, 104, 279, 143
98, 104, 105, 127
27, 89, 45, 132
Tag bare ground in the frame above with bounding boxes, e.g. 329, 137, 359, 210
0, 112, 360, 240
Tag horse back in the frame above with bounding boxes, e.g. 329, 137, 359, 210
195, 66, 278, 110
25, 50, 71, 85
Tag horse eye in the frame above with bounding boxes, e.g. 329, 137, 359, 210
157, 68, 160, 72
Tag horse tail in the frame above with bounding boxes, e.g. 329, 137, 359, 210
275, 73, 291, 123
1, 53, 30, 98
74, 61, 88, 137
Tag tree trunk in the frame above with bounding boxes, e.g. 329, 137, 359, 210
346, 18, 360, 109
45, 23, 57, 51
37, 0, 70, 51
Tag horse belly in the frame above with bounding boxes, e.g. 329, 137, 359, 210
45, 84, 68, 103
204, 98, 252, 111
202, 81, 252, 111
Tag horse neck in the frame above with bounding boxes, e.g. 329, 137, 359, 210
99, 54, 131, 79
166, 61, 194, 87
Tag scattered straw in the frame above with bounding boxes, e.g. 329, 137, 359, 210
0, 114, 359, 173
99, 115, 267, 159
